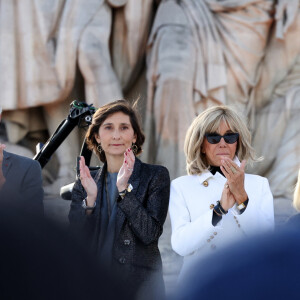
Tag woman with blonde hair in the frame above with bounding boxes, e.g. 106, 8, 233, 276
169, 105, 274, 279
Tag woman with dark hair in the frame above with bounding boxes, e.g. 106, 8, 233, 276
69, 99, 170, 299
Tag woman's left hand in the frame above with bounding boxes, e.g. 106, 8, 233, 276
220, 158, 248, 204
117, 148, 135, 192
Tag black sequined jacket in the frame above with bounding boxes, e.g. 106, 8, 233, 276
69, 157, 170, 297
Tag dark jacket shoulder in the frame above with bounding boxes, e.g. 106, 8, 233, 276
137, 160, 170, 179
4, 151, 40, 168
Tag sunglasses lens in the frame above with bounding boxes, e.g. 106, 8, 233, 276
224, 133, 239, 144
206, 133, 239, 144
206, 134, 221, 144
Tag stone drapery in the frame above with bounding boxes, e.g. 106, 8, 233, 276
146, 0, 300, 221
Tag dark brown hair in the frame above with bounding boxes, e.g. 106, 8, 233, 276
85, 99, 145, 162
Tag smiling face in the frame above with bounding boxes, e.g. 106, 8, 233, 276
95, 111, 136, 160
202, 120, 237, 166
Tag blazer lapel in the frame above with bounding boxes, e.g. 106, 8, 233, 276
2, 151, 12, 178
89, 163, 106, 251
94, 163, 107, 214
127, 157, 142, 200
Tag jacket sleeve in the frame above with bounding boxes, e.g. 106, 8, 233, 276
169, 180, 224, 257
117, 166, 170, 245
1, 160, 44, 215
21, 160, 44, 215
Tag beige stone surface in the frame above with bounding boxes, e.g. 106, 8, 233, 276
0, 0, 155, 191
146, 0, 300, 221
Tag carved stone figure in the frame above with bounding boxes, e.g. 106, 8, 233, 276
0, 0, 154, 191
146, 0, 300, 221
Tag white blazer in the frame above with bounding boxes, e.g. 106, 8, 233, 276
169, 159, 274, 278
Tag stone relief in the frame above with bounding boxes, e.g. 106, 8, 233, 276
0, 0, 299, 221
145, 0, 300, 221
0, 0, 154, 190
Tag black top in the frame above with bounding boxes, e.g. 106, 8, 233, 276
209, 166, 225, 177
69, 158, 170, 299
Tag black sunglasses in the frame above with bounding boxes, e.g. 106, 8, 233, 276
205, 132, 239, 144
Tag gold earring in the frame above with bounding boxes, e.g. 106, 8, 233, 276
131, 143, 138, 155
97, 144, 103, 154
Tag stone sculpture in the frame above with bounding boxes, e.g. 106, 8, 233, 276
0, 0, 154, 191
146, 0, 300, 221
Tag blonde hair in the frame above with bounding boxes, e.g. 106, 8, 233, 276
293, 169, 300, 212
184, 105, 258, 175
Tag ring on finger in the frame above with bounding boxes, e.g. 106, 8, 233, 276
225, 184, 229, 188
128, 168, 133, 171
230, 166, 237, 174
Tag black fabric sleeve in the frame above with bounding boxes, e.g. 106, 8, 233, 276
212, 210, 222, 226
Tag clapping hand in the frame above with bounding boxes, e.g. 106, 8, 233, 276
79, 156, 97, 205
117, 148, 135, 192
220, 181, 236, 212
220, 157, 248, 205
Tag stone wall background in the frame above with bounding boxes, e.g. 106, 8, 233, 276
1, 0, 300, 290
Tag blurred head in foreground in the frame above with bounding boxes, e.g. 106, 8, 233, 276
0, 199, 131, 300
174, 228, 300, 300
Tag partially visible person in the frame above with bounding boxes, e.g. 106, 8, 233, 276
172, 227, 300, 300
169, 105, 274, 280
0, 200, 131, 300
293, 168, 300, 211
69, 99, 170, 300
286, 168, 300, 226
0, 106, 44, 215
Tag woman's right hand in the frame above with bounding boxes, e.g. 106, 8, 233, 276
220, 182, 236, 212
79, 156, 97, 206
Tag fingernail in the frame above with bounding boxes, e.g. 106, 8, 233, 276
128, 148, 131, 152
125, 160, 127, 163
125, 152, 127, 155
